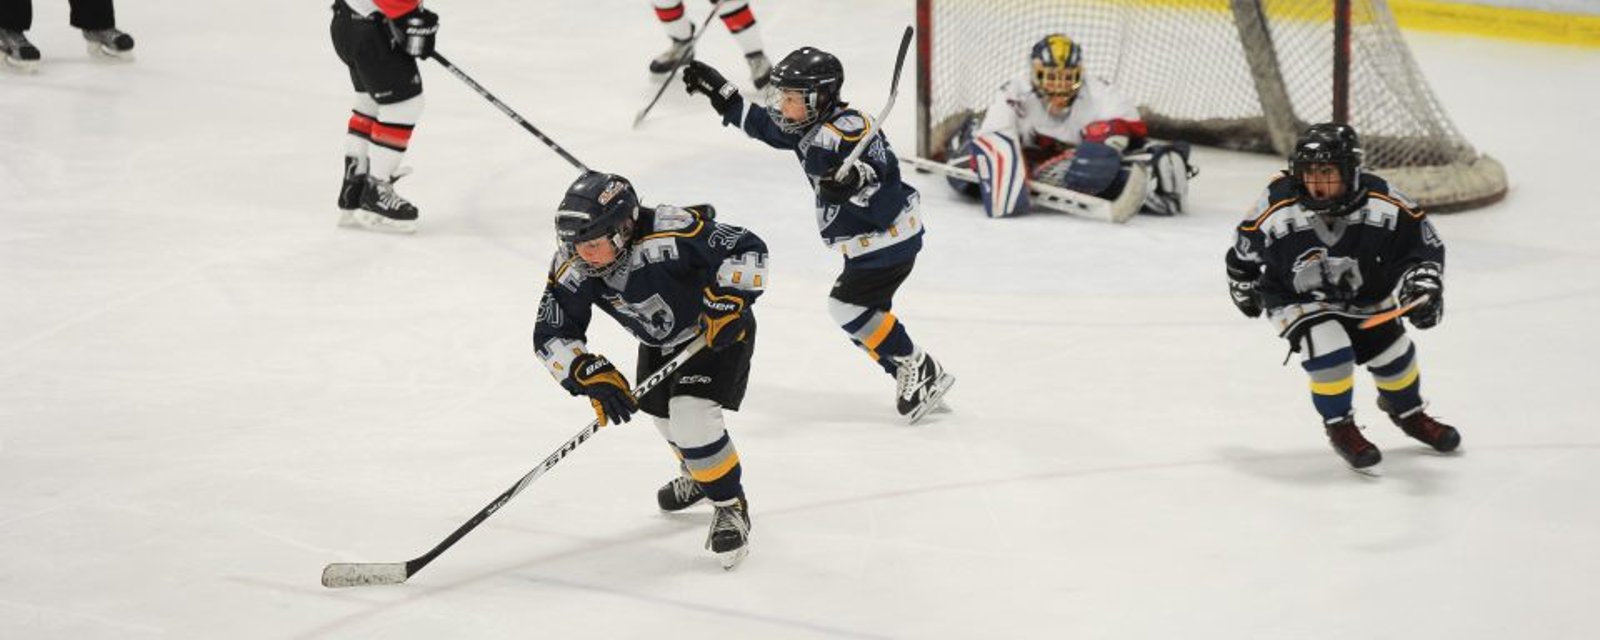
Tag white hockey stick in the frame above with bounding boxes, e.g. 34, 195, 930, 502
321, 339, 707, 588
633, 0, 727, 128
833, 26, 915, 181
899, 155, 1144, 223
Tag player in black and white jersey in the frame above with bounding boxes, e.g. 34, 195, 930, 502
1226, 123, 1461, 472
532, 171, 768, 568
681, 47, 956, 424
329, 0, 438, 233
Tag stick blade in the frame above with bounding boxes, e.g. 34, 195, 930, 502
321, 562, 409, 588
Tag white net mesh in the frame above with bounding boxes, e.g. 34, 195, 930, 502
919, 0, 1507, 211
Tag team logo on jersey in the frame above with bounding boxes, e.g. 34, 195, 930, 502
598, 181, 626, 205
1290, 248, 1363, 298
604, 293, 676, 342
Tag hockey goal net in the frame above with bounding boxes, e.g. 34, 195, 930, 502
915, 0, 1507, 211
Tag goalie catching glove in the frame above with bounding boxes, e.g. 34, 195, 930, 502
1396, 262, 1444, 329
699, 287, 751, 351
562, 354, 638, 426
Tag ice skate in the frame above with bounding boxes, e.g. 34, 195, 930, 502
657, 473, 705, 512
336, 156, 367, 226
1, 29, 40, 73
83, 28, 135, 61
1325, 417, 1382, 474
706, 495, 750, 570
893, 348, 956, 425
342, 176, 418, 234
1378, 398, 1461, 453
745, 51, 772, 89
648, 32, 694, 75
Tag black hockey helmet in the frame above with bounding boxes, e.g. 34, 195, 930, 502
556, 171, 640, 276
1289, 122, 1364, 213
766, 47, 844, 134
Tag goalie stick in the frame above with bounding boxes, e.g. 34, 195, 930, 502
432, 51, 591, 173
321, 338, 708, 588
832, 26, 915, 181
633, 0, 727, 128
899, 155, 1145, 223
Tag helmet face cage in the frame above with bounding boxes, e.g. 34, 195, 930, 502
1030, 34, 1084, 111
555, 172, 640, 277
766, 47, 843, 134
1290, 123, 1364, 213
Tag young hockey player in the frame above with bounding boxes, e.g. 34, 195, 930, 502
647, 0, 771, 89
533, 171, 768, 568
947, 33, 1195, 219
1226, 123, 1460, 473
329, 0, 438, 234
680, 47, 956, 424
1, 0, 135, 71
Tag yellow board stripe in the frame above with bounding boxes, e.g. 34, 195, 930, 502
1375, 364, 1422, 391
1390, 0, 1600, 48
688, 451, 741, 483
1311, 376, 1355, 395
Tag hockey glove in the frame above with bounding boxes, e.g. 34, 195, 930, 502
682, 60, 738, 114
817, 161, 878, 206
1226, 263, 1264, 318
699, 287, 751, 351
562, 354, 638, 426
390, 8, 439, 58
1396, 262, 1444, 329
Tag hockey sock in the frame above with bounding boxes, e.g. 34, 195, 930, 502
369, 94, 423, 181
841, 309, 913, 376
658, 397, 742, 502
1303, 347, 1356, 424
717, 1, 764, 56
1367, 335, 1424, 416
653, 0, 692, 40
345, 94, 379, 172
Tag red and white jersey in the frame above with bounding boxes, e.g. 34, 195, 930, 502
342, 0, 421, 19
975, 75, 1140, 150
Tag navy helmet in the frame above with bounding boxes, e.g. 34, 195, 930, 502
1289, 122, 1364, 213
556, 171, 640, 276
767, 47, 844, 134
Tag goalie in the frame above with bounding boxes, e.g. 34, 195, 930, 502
945, 33, 1195, 219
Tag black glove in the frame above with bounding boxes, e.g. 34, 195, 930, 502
682, 60, 737, 113
1396, 262, 1444, 329
1226, 264, 1263, 318
817, 160, 876, 205
699, 287, 751, 351
392, 8, 438, 59
562, 354, 637, 426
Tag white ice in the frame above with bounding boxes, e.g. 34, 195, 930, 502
3, 1, 1599, 638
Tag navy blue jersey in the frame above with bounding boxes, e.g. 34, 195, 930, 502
719, 95, 923, 268
533, 205, 768, 382
1227, 172, 1445, 311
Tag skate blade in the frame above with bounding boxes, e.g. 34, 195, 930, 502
906, 373, 957, 425
3, 57, 39, 74
717, 546, 749, 570
1349, 463, 1382, 478
341, 210, 418, 235
86, 42, 134, 62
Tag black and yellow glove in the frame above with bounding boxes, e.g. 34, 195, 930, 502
699, 287, 751, 351
562, 353, 638, 426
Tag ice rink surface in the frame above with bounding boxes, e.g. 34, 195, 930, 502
3, 1, 1599, 638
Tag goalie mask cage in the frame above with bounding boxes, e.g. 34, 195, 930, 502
915, 0, 1508, 211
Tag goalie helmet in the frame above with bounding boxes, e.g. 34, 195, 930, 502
1029, 34, 1084, 116
1289, 123, 1365, 214
767, 47, 844, 134
556, 171, 640, 277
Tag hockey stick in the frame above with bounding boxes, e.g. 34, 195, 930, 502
321, 338, 707, 588
1358, 294, 1430, 329
632, 0, 727, 128
899, 155, 1142, 223
431, 51, 591, 173
832, 26, 915, 181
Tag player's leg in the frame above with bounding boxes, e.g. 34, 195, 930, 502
829, 260, 954, 422
340, 10, 423, 233
715, 0, 771, 89
968, 131, 1030, 218
1353, 320, 1461, 452
0, 0, 41, 70
1293, 318, 1381, 469
70, 0, 133, 59
648, 0, 695, 75
1140, 142, 1195, 215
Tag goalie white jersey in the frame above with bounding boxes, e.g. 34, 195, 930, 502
975, 75, 1140, 150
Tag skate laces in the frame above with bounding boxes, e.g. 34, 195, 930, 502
1401, 413, 1449, 442
895, 354, 925, 401
1328, 421, 1373, 453
669, 475, 700, 503
371, 181, 409, 210
711, 502, 749, 536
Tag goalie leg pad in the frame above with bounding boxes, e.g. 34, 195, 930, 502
970, 132, 1030, 218
1143, 142, 1194, 215
1059, 141, 1123, 197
